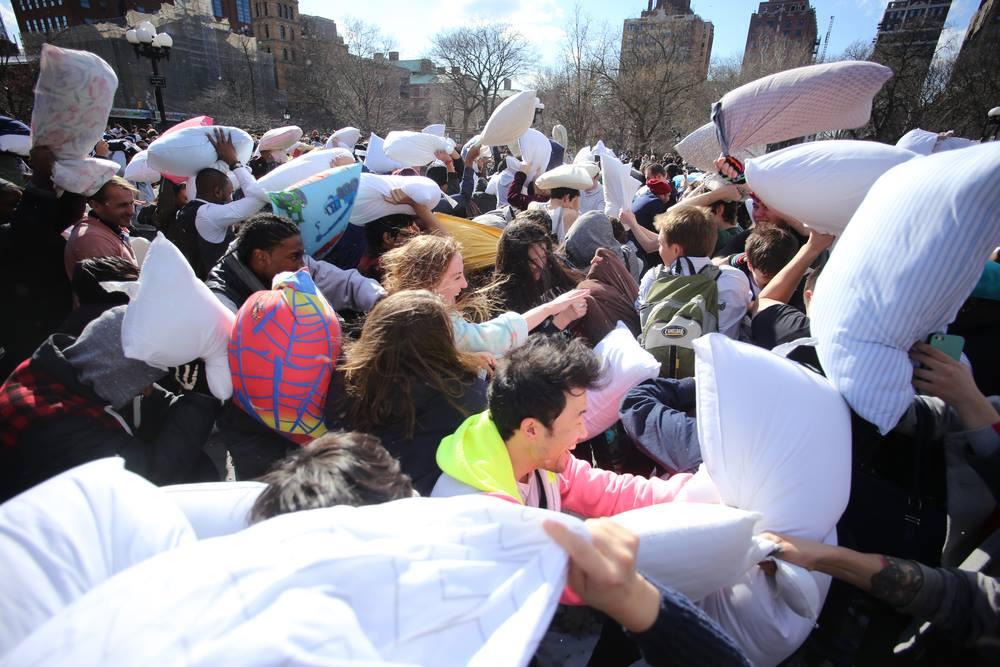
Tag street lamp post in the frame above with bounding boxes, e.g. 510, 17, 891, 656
125, 21, 172, 128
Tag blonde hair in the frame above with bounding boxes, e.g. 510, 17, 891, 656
380, 234, 496, 321
90, 176, 139, 202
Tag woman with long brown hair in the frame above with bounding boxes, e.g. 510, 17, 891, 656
380, 234, 588, 357
329, 289, 487, 495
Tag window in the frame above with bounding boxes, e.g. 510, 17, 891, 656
264, 2, 268, 16
280, 25, 285, 39
264, 23, 269, 38
289, 28, 293, 40
212, 0, 222, 16
237, 0, 251, 23
291, 49, 296, 62
282, 48, 288, 60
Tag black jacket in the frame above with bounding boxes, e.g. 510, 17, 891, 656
0, 334, 221, 501
205, 248, 266, 313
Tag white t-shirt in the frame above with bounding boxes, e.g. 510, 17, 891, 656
637, 256, 752, 339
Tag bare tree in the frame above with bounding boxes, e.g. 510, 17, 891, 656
295, 19, 405, 134
533, 3, 604, 152
430, 23, 535, 120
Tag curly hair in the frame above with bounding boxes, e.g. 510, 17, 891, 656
340, 290, 482, 437
380, 234, 496, 321
492, 220, 581, 313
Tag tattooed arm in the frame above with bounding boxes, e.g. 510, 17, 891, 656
761, 532, 1000, 644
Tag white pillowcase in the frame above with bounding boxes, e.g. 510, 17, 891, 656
516, 128, 551, 184
675, 121, 764, 173
123, 149, 161, 184
349, 172, 442, 225
162, 482, 266, 540
811, 142, 1000, 433
363, 132, 404, 174
258, 147, 343, 192
121, 234, 236, 400
0, 458, 194, 657
584, 322, 660, 439
745, 140, 917, 235
147, 125, 254, 177
256, 125, 303, 153
383, 130, 449, 168
481, 90, 538, 146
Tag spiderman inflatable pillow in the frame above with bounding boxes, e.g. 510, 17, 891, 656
229, 269, 341, 444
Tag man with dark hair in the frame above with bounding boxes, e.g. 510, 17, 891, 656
205, 212, 385, 314
432, 335, 698, 512
61, 256, 138, 337
742, 226, 799, 293
165, 129, 270, 280
64, 176, 139, 278
249, 432, 415, 523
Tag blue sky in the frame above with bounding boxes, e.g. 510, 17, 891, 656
0, 0, 979, 67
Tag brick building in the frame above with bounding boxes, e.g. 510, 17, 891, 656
249, 0, 300, 89
742, 1, 818, 72
622, 1, 714, 79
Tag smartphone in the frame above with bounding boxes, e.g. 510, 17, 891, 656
928, 333, 964, 361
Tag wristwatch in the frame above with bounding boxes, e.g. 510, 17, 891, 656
229, 161, 244, 170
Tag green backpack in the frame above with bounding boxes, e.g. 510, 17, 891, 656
639, 258, 721, 379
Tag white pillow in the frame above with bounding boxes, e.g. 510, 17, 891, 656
535, 164, 593, 191
516, 128, 551, 184
123, 149, 161, 184
573, 145, 594, 164
30, 44, 118, 161
363, 132, 403, 174
480, 89, 538, 146
896, 128, 979, 155
258, 147, 342, 192
692, 334, 850, 664
256, 125, 303, 153
161, 482, 266, 540
383, 130, 449, 167
326, 126, 360, 150
584, 322, 660, 439
147, 125, 254, 177
422, 123, 446, 137
51, 157, 119, 196
0, 458, 194, 656
551, 124, 568, 149
745, 140, 917, 235
712, 60, 893, 154
129, 236, 150, 268
4, 496, 573, 667
349, 172, 442, 225
675, 122, 764, 173
594, 143, 641, 217
121, 234, 236, 400
811, 142, 1000, 433
612, 502, 764, 602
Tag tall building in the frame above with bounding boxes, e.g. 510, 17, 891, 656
872, 0, 951, 64
742, 1, 818, 72
13, 0, 252, 36
622, 1, 714, 78
954, 0, 998, 71
250, 0, 301, 89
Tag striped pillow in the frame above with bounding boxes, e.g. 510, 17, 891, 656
811, 143, 1000, 433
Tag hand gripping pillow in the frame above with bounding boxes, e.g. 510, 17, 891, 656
268, 163, 362, 259
612, 502, 764, 602
229, 269, 341, 445
363, 132, 403, 174
745, 140, 917, 235
675, 122, 765, 174
811, 142, 1000, 433
692, 334, 851, 665
30, 44, 118, 161
121, 234, 235, 400
896, 128, 979, 155
256, 125, 303, 154
154, 114, 214, 184
161, 481, 266, 539
584, 322, 661, 439
350, 172, 442, 225
516, 128, 551, 184
712, 61, 893, 155
0, 458, 194, 656
383, 130, 450, 168
481, 89, 538, 146
147, 125, 254, 177
123, 149, 161, 184
326, 126, 361, 150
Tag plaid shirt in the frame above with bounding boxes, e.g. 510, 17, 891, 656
0, 356, 121, 449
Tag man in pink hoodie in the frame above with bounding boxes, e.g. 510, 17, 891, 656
432, 335, 706, 514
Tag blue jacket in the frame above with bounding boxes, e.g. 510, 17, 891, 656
619, 378, 701, 474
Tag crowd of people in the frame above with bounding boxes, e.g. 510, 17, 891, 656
0, 87, 998, 665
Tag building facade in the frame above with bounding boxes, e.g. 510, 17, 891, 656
742, 1, 818, 72
873, 0, 951, 62
954, 0, 998, 70
13, 0, 252, 36
249, 0, 300, 89
622, 1, 714, 78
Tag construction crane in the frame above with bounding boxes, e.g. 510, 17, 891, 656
819, 16, 835, 62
